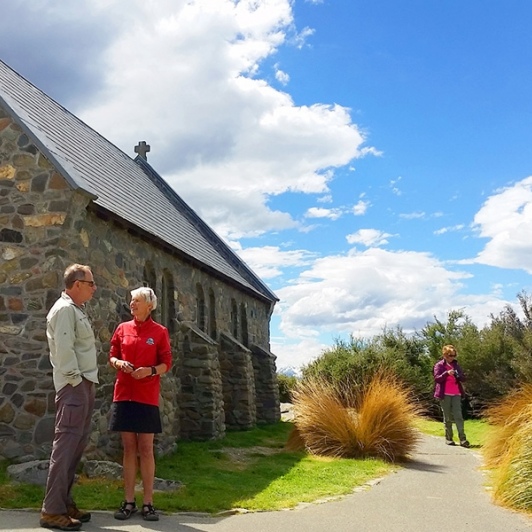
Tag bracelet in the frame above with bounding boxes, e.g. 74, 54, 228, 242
151, 366, 157, 377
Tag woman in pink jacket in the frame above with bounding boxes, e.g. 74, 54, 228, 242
108, 287, 172, 522
433, 344, 469, 448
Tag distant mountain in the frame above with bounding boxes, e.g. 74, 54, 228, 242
277, 366, 301, 378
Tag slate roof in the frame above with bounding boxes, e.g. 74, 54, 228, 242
0, 59, 277, 303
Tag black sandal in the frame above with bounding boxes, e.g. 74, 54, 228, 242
141, 503, 159, 521
114, 500, 137, 520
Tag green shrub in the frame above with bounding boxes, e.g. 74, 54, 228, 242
277, 374, 298, 403
302, 331, 433, 413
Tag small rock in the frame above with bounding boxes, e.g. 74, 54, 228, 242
83, 460, 123, 480
153, 477, 183, 491
7, 460, 49, 486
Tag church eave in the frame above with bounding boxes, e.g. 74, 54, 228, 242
89, 203, 277, 305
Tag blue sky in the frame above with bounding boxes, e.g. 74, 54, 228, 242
2, 0, 532, 370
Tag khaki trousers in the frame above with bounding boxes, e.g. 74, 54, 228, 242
42, 378, 95, 515
440, 394, 466, 443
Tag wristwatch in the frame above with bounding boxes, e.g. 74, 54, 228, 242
151, 366, 157, 376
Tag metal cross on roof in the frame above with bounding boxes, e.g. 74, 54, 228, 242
134, 141, 151, 160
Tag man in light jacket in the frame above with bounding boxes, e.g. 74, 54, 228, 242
40, 264, 98, 531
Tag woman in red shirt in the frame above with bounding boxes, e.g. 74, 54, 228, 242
108, 287, 172, 522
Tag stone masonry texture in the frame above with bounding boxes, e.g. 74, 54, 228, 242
0, 105, 280, 463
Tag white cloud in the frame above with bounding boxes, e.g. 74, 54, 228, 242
303, 200, 370, 222
389, 176, 402, 196
291, 26, 315, 49
473, 176, 532, 274
400, 211, 426, 220
271, 336, 328, 370
274, 63, 290, 85
305, 207, 343, 220
181, 187, 298, 240
352, 199, 369, 215
317, 194, 333, 203
61, 0, 374, 241
359, 146, 383, 157
233, 245, 318, 279
401, 211, 444, 221
274, 248, 508, 353
0, 1, 120, 105
346, 229, 394, 247
434, 224, 465, 235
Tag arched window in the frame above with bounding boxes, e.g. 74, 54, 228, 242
208, 288, 217, 340
161, 269, 176, 334
196, 283, 206, 332
240, 302, 249, 347
230, 298, 238, 339
143, 261, 158, 320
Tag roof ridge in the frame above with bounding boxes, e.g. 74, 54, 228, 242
134, 156, 278, 301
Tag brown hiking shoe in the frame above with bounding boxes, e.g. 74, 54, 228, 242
67, 502, 91, 522
39, 512, 81, 531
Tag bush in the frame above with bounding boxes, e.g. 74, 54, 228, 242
277, 374, 298, 403
290, 370, 422, 461
302, 332, 433, 413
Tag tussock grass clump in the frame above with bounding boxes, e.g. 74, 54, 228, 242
290, 371, 422, 461
483, 384, 532, 509
483, 384, 532, 468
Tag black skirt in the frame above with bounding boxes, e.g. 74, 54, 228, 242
108, 401, 162, 434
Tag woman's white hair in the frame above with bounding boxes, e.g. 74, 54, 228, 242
130, 286, 158, 310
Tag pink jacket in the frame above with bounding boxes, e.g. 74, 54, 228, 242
433, 358, 466, 399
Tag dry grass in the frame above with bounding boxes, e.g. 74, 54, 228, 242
284, 424, 306, 452
289, 371, 422, 461
483, 384, 532, 468
483, 384, 532, 509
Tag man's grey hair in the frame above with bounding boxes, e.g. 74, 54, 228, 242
131, 286, 158, 310
64, 264, 91, 289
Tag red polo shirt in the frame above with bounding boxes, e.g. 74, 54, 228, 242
109, 317, 172, 406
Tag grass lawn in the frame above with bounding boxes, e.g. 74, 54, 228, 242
0, 417, 491, 514
0, 421, 394, 514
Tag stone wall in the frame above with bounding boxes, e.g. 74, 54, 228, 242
219, 332, 257, 430
0, 104, 280, 462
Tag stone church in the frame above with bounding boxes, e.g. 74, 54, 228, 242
0, 59, 280, 461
